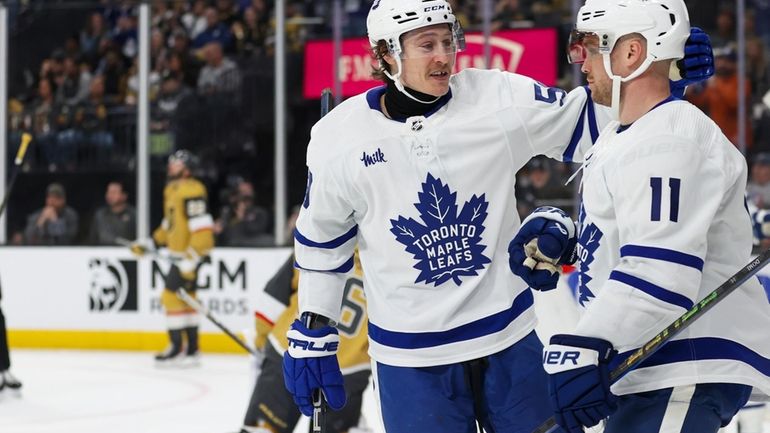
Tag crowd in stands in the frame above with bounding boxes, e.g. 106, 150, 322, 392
4, 0, 770, 246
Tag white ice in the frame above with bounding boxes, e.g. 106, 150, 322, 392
0, 349, 386, 433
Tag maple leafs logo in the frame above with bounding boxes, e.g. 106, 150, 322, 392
390, 174, 491, 286
576, 203, 602, 306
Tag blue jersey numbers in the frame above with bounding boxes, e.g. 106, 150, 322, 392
533, 82, 566, 106
650, 177, 681, 222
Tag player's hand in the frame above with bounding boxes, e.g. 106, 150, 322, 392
283, 319, 346, 416
543, 334, 618, 433
508, 206, 577, 291
752, 208, 770, 241
671, 27, 714, 98
129, 242, 149, 257
165, 263, 196, 292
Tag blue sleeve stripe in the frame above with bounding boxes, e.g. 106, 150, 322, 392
294, 226, 358, 249
584, 86, 600, 143
609, 270, 693, 310
561, 100, 588, 163
294, 255, 355, 273
610, 337, 770, 378
620, 245, 704, 271
368, 290, 533, 350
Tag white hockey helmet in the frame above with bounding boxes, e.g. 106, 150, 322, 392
569, 0, 690, 118
367, 0, 461, 53
367, 0, 465, 101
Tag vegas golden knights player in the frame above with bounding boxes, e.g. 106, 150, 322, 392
133, 150, 214, 366
234, 252, 370, 433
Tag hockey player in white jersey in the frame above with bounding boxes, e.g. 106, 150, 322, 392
509, 1, 770, 433
282, 1, 714, 432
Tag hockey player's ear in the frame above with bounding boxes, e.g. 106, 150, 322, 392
613, 35, 645, 71
383, 53, 397, 68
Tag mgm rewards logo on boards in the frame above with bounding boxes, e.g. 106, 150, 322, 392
88, 258, 138, 312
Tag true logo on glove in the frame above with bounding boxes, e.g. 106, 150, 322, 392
543, 350, 580, 366
287, 338, 339, 353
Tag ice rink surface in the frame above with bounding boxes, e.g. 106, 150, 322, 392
1, 284, 767, 433
0, 349, 389, 433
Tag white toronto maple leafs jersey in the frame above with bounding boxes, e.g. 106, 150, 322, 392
294, 68, 604, 367
575, 98, 770, 397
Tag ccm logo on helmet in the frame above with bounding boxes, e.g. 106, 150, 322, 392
424, 5, 446, 11
543, 350, 580, 365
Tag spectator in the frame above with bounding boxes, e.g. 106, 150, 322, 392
24, 183, 79, 245
89, 181, 137, 245
56, 56, 92, 106
515, 156, 571, 218
168, 30, 201, 89
125, 57, 161, 105
197, 41, 241, 99
151, 0, 178, 36
28, 78, 69, 169
59, 75, 115, 165
95, 47, 126, 101
215, 0, 239, 27
39, 50, 66, 92
231, 4, 270, 57
492, 0, 532, 31
150, 72, 194, 158
80, 12, 109, 68
111, 14, 138, 60
191, 6, 233, 52
747, 36, 770, 103
748, 152, 770, 209
150, 28, 169, 74
182, 0, 208, 40
63, 33, 82, 60
688, 46, 753, 149
448, 0, 472, 29
711, 8, 736, 49
216, 179, 271, 246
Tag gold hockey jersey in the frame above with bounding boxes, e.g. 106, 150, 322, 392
152, 177, 214, 257
255, 253, 370, 374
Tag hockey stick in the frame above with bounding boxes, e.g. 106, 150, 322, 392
0, 133, 32, 217
176, 289, 257, 356
532, 248, 770, 433
116, 238, 256, 356
308, 87, 334, 433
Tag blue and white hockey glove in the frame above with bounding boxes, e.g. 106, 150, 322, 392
671, 27, 714, 98
508, 206, 577, 291
752, 208, 770, 242
282, 319, 346, 416
543, 334, 618, 433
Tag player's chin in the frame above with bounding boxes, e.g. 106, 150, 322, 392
427, 80, 450, 96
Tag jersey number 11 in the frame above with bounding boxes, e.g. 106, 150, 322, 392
650, 177, 681, 222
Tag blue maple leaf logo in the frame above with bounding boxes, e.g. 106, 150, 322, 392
390, 174, 491, 286
576, 203, 602, 306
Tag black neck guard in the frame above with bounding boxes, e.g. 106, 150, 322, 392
383, 79, 448, 121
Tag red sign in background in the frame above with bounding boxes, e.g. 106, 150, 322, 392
303, 28, 558, 99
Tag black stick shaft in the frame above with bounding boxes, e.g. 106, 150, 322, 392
176, 289, 256, 356
308, 87, 334, 433
532, 249, 770, 433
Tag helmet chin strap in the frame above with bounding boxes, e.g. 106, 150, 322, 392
383, 55, 443, 104
602, 52, 655, 121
